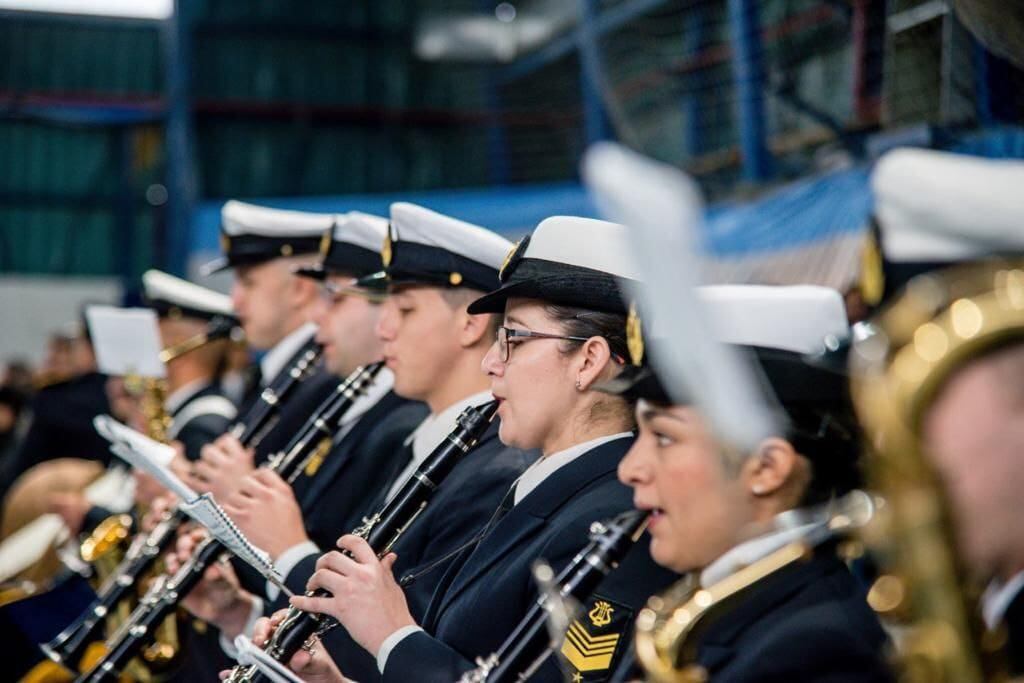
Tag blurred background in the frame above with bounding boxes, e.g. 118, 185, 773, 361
1, 0, 1023, 368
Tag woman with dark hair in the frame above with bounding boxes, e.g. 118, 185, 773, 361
257, 217, 677, 682
609, 285, 892, 682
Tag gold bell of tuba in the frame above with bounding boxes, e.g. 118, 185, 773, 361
849, 260, 1024, 682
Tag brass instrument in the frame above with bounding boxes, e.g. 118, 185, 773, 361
849, 261, 1024, 682
634, 491, 875, 683
71, 316, 240, 678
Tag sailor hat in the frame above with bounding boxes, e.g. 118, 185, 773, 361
142, 269, 235, 322
358, 202, 511, 292
864, 147, 1024, 305
295, 212, 389, 281
468, 216, 641, 315
201, 201, 333, 275
605, 285, 858, 485
606, 285, 850, 407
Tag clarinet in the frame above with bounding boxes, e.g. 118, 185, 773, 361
225, 399, 501, 683
41, 342, 324, 671
68, 362, 380, 683
231, 339, 324, 448
459, 509, 649, 683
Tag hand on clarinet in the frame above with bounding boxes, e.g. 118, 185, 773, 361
290, 534, 416, 657
221, 609, 350, 683
223, 468, 309, 559
165, 526, 255, 639
193, 433, 256, 501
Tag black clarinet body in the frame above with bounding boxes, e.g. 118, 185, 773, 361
231, 340, 323, 448
461, 509, 649, 683
70, 361, 382, 681
41, 342, 324, 671
227, 400, 500, 683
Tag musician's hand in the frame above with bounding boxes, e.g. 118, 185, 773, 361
47, 492, 90, 536
144, 494, 182, 533
193, 434, 255, 500
166, 528, 253, 638
223, 468, 309, 560
291, 534, 415, 657
223, 610, 349, 683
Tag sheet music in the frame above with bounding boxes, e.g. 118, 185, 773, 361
85, 305, 166, 378
94, 415, 195, 502
94, 414, 289, 588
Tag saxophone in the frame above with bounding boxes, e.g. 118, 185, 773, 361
848, 261, 1024, 682
633, 491, 875, 682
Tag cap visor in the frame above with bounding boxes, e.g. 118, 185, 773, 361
466, 281, 532, 315
199, 256, 230, 277
294, 265, 327, 281
354, 270, 390, 291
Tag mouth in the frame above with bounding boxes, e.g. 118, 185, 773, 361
634, 501, 665, 528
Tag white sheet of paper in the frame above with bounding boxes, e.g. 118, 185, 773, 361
86, 305, 166, 378
94, 415, 194, 502
179, 494, 280, 583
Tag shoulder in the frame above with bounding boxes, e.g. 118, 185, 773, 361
715, 558, 892, 680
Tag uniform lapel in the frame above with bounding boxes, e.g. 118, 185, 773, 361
432, 438, 631, 622
298, 391, 398, 513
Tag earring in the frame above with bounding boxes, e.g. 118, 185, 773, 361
751, 484, 765, 496
575, 379, 583, 390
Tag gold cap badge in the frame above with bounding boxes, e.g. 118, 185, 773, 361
860, 231, 885, 307
280, 244, 294, 257
500, 239, 521, 281
626, 302, 644, 366
381, 231, 393, 267
319, 229, 333, 257
219, 233, 231, 254
449, 272, 463, 286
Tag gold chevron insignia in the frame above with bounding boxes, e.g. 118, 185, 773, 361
560, 619, 621, 672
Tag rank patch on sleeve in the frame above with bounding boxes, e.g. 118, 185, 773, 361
559, 594, 633, 681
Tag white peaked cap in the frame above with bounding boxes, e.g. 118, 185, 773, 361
334, 211, 389, 251
873, 147, 1024, 262
698, 285, 849, 354
143, 270, 234, 318
390, 202, 511, 270
523, 216, 641, 281
221, 200, 334, 238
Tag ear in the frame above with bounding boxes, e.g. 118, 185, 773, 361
290, 269, 320, 308
573, 336, 614, 391
456, 307, 493, 349
742, 437, 798, 497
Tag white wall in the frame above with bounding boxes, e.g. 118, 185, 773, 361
0, 276, 122, 366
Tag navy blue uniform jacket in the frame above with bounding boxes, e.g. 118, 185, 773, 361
316, 421, 536, 683
381, 436, 678, 683
612, 546, 893, 682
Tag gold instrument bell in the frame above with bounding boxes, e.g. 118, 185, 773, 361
849, 260, 1024, 682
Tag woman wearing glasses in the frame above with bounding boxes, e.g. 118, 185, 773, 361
267, 216, 676, 683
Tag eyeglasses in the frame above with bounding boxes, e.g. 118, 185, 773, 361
320, 280, 387, 305
495, 325, 590, 363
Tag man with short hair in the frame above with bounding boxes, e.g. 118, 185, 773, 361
192, 201, 339, 502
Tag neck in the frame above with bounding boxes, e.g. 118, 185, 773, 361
541, 402, 631, 456
424, 349, 491, 415
166, 361, 212, 395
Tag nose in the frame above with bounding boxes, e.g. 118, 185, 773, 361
376, 299, 397, 342
230, 283, 244, 313
311, 295, 329, 326
617, 440, 650, 488
481, 338, 504, 377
